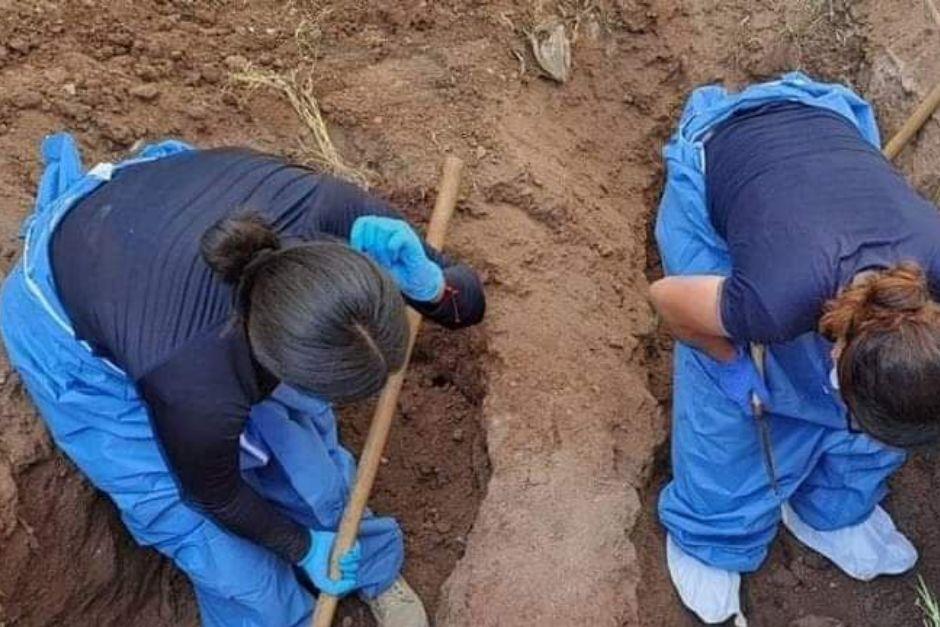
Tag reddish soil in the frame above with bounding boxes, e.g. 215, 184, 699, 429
0, 1, 937, 626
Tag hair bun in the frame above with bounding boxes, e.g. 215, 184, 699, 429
862, 263, 929, 312
201, 212, 281, 283
821, 262, 931, 339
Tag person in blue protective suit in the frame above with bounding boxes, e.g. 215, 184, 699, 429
0, 134, 485, 627
649, 73, 940, 624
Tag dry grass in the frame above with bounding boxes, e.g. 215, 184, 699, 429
231, 67, 371, 189
918, 575, 940, 627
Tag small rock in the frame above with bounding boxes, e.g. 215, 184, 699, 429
223, 54, 249, 71
135, 64, 159, 82
768, 566, 799, 589
194, 8, 217, 25
101, 121, 133, 145
170, 49, 184, 61
451, 428, 465, 442
63, 83, 77, 96
475, 145, 487, 160
341, 617, 353, 627
201, 66, 222, 84
130, 84, 160, 102
8, 38, 31, 54
184, 105, 208, 120
12, 91, 42, 110
528, 22, 571, 83
801, 551, 831, 571
789, 616, 845, 627
436, 521, 452, 534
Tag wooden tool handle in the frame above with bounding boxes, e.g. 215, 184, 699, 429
883, 81, 940, 160
312, 156, 464, 627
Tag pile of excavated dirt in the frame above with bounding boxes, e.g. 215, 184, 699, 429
0, 1, 937, 626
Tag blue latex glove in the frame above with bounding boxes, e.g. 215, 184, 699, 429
713, 346, 770, 415
350, 216, 445, 302
297, 530, 362, 597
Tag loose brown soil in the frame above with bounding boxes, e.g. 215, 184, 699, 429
0, 1, 937, 626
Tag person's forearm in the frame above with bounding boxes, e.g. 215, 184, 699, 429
649, 275, 736, 362
661, 319, 737, 362
193, 480, 311, 562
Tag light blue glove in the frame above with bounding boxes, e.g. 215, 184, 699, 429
713, 346, 770, 415
297, 530, 362, 597
350, 216, 445, 302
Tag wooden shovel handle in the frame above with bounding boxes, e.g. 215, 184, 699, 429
883, 82, 940, 160
311, 156, 463, 627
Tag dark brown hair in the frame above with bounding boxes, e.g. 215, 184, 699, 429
201, 212, 408, 404
820, 262, 940, 447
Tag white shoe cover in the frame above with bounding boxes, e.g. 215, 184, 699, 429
666, 534, 746, 625
781, 502, 917, 581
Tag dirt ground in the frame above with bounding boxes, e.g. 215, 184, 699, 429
0, 1, 937, 626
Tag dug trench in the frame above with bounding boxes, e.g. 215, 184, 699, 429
633, 2, 940, 626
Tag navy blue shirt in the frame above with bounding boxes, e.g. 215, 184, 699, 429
706, 102, 940, 343
51, 148, 485, 561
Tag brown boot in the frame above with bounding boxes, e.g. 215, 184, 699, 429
363, 577, 429, 627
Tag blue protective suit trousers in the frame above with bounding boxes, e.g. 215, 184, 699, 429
655, 73, 907, 572
0, 134, 403, 626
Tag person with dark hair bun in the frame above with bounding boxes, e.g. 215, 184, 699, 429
0, 135, 484, 627
647, 74, 940, 623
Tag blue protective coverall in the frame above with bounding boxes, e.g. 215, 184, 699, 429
0, 134, 403, 626
655, 73, 907, 572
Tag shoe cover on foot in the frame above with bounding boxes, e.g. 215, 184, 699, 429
666, 534, 744, 625
363, 576, 429, 627
781, 503, 917, 581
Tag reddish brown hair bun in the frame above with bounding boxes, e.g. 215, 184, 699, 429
821, 262, 940, 447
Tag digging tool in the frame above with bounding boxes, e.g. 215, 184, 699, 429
747, 78, 940, 493
748, 343, 778, 495
883, 81, 940, 160
311, 156, 464, 627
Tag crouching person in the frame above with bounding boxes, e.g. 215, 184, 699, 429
650, 73, 939, 623
0, 134, 485, 626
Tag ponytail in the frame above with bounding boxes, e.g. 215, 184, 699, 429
198, 210, 408, 404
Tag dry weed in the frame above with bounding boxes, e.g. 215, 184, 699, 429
232, 68, 371, 188
919, 575, 940, 627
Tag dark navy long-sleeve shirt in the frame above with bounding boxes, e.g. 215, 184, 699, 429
706, 102, 940, 343
50, 148, 485, 562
